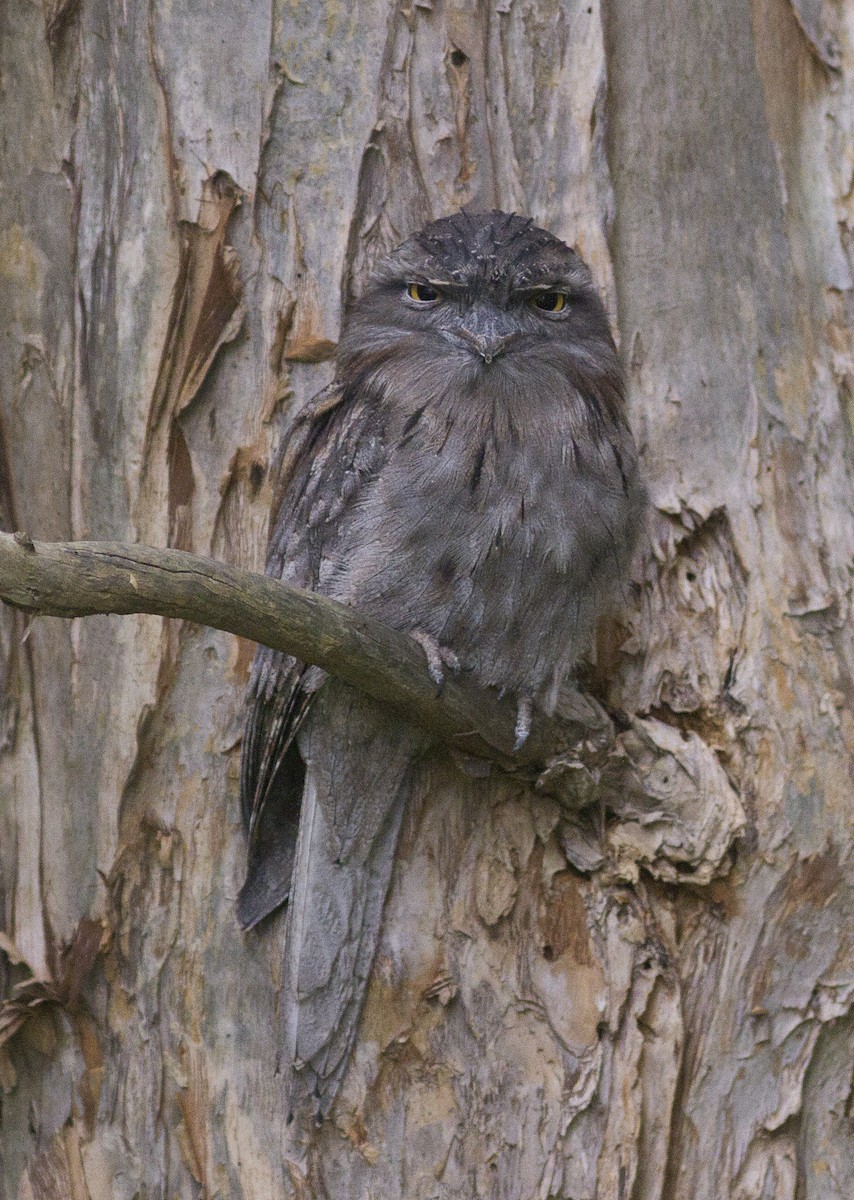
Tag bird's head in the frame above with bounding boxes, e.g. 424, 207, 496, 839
337, 211, 623, 420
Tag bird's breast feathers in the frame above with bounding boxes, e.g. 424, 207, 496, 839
317, 383, 635, 697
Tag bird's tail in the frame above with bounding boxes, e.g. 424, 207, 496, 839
280, 681, 423, 1121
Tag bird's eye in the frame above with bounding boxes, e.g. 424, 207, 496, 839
532, 291, 568, 314
406, 282, 440, 304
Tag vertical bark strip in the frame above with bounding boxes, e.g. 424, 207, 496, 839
0, 1, 852, 1197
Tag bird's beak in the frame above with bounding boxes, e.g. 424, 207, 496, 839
451, 306, 520, 363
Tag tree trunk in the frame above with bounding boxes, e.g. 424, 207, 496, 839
1, 1, 853, 1197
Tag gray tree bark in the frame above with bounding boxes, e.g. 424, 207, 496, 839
0, 2, 852, 1198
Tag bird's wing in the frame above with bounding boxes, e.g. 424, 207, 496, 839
238, 380, 387, 930
281, 680, 424, 1121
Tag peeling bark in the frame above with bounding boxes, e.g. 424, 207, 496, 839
1, 1, 853, 1197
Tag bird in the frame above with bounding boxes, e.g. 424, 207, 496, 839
238, 210, 645, 1120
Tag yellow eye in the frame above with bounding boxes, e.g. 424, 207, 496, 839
532, 291, 568, 313
406, 282, 440, 304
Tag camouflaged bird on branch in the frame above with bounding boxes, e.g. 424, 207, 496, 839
239, 211, 645, 1121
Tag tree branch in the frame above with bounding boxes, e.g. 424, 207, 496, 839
0, 531, 603, 776
0, 531, 746, 875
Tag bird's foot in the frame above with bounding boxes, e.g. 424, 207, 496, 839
513, 695, 534, 752
411, 629, 461, 691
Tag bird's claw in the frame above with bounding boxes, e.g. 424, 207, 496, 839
513, 696, 534, 751
411, 629, 460, 692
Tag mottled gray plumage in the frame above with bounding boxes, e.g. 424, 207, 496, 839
240, 210, 644, 1118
